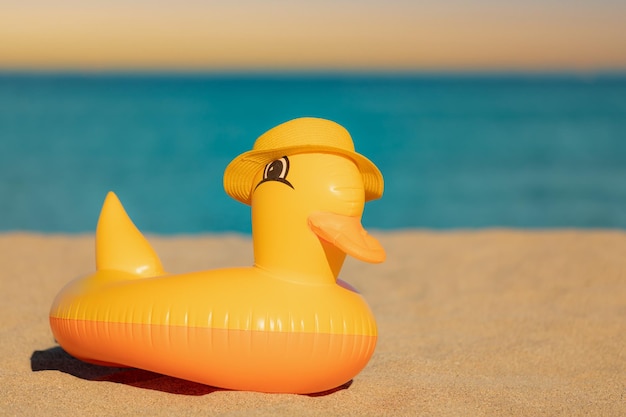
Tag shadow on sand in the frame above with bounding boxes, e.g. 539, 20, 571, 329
31, 346, 352, 397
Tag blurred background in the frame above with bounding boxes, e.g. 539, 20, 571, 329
1, 0, 625, 233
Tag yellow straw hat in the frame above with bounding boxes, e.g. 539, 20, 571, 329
223, 117, 384, 205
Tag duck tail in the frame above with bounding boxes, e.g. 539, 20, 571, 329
95, 191, 165, 277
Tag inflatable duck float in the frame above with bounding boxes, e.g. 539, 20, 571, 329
50, 117, 385, 394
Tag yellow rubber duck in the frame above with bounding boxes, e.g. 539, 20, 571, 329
50, 117, 385, 394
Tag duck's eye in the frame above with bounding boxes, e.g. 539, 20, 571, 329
255, 156, 294, 190
264, 157, 289, 181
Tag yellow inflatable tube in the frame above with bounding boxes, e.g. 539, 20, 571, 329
50, 117, 385, 394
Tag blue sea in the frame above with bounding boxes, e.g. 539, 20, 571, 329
1, 73, 625, 234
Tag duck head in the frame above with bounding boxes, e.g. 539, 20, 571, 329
224, 117, 385, 285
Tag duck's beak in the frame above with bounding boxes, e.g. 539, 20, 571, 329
308, 212, 386, 263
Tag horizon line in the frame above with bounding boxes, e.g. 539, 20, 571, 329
2, 68, 626, 78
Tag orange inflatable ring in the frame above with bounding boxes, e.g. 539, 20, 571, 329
50, 117, 385, 394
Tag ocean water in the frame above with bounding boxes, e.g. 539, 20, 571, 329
1, 73, 625, 234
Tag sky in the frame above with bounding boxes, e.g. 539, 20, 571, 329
1, 0, 626, 72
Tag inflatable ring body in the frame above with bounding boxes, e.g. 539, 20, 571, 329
50, 118, 385, 394
50, 267, 377, 393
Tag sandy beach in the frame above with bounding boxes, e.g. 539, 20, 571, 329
1, 230, 625, 416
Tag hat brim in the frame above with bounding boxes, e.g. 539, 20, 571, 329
223, 145, 384, 205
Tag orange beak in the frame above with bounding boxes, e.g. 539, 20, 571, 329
308, 212, 386, 263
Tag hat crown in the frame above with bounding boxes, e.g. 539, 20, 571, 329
253, 118, 356, 153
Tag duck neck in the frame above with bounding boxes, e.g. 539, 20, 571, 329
251, 211, 345, 285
